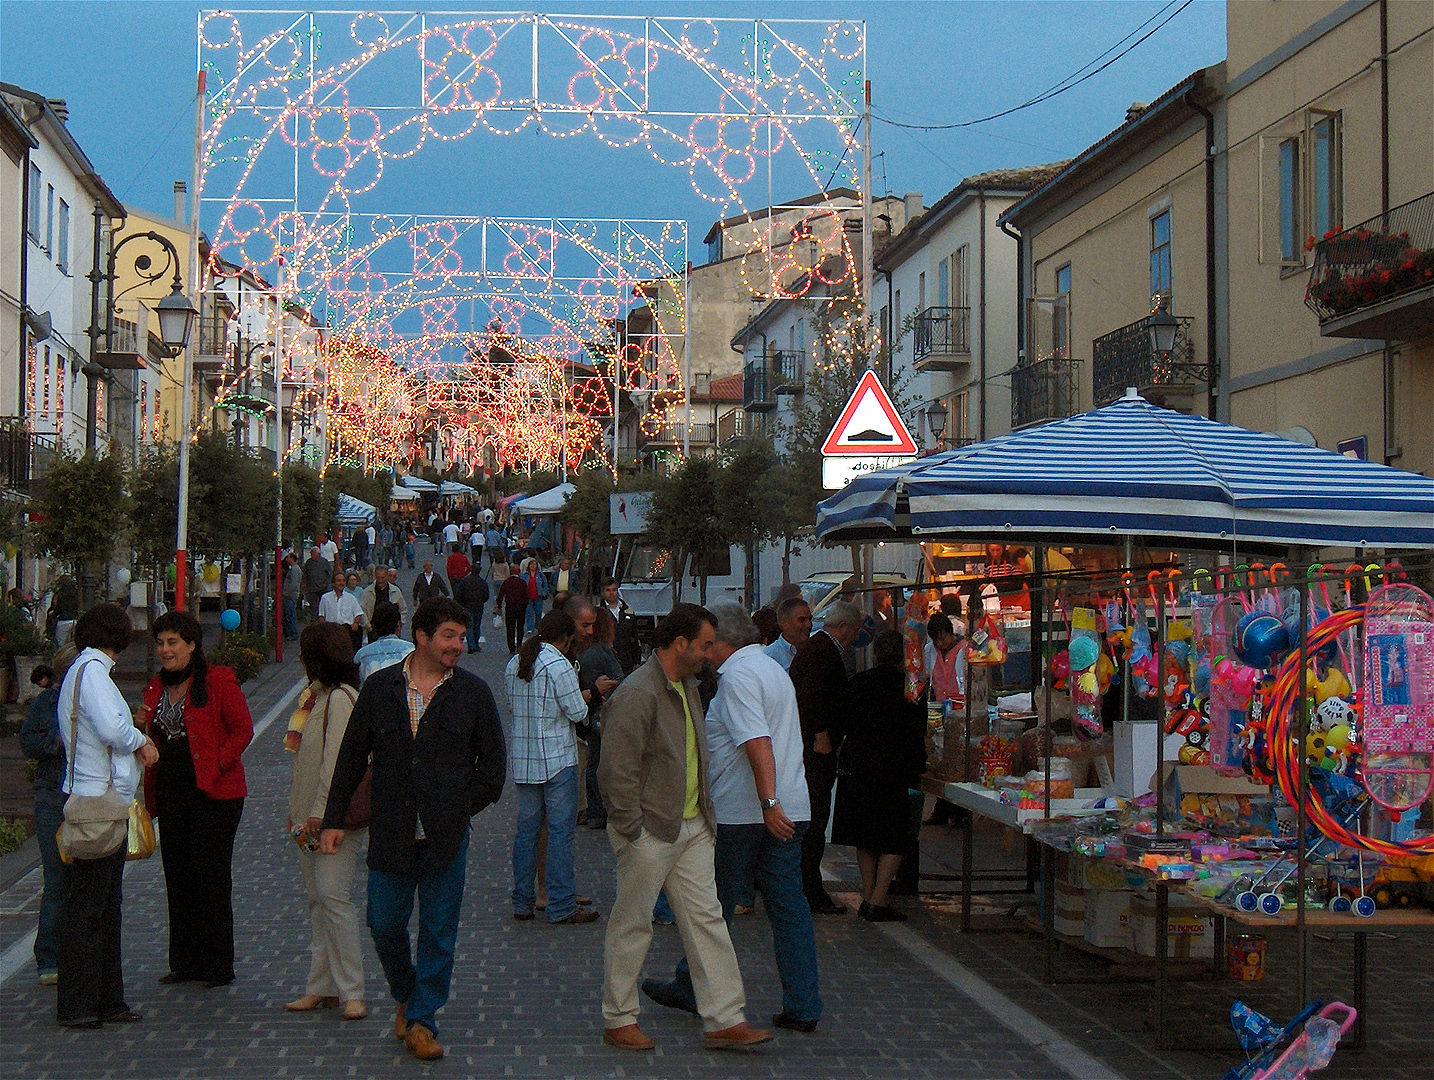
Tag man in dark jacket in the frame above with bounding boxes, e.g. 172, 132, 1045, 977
788, 600, 862, 915
411, 559, 449, 605
321, 597, 505, 1062
300, 546, 332, 621
453, 569, 489, 654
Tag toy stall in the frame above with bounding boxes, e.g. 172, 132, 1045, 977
815, 394, 1434, 1065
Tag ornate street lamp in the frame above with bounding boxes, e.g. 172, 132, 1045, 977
1146, 298, 1180, 358
154, 280, 198, 356
925, 398, 948, 450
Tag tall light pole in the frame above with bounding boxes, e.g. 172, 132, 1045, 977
177, 69, 205, 611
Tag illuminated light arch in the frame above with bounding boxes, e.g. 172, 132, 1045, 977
198, 11, 867, 474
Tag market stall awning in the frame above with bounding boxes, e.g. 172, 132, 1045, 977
390, 484, 419, 501
336, 492, 377, 526
816, 392, 1434, 550
513, 483, 576, 518
495, 490, 528, 509
438, 480, 479, 497
399, 475, 438, 492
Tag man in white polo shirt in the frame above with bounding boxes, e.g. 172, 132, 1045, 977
641, 600, 822, 1033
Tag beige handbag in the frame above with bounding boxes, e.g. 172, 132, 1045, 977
57, 663, 132, 861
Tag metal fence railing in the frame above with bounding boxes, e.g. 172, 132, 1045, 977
1305, 190, 1434, 321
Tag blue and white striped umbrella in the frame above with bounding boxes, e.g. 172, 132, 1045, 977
336, 492, 377, 527
817, 394, 1434, 549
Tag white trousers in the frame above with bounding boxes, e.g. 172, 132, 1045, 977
601, 817, 745, 1031
296, 831, 366, 1001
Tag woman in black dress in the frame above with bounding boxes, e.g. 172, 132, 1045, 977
832, 630, 927, 922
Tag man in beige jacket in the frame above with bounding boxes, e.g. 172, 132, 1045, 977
596, 604, 772, 1053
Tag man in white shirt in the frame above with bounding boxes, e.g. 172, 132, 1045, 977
641, 601, 821, 1033
319, 533, 340, 569
318, 571, 365, 651
763, 596, 812, 672
441, 521, 460, 549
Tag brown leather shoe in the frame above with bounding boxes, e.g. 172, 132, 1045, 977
704, 1022, 774, 1050
552, 908, 601, 924
284, 994, 339, 1012
392, 1002, 408, 1041
602, 1024, 655, 1051
405, 1024, 444, 1060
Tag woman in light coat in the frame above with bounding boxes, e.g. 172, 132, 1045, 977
285, 623, 367, 1019
55, 604, 158, 1027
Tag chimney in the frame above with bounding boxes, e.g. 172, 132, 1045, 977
47, 98, 69, 123
903, 192, 923, 222
174, 181, 187, 223
1125, 102, 1149, 123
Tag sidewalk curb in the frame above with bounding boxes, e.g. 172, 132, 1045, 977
0, 836, 39, 891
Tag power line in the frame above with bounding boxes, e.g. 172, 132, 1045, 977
874, 0, 1194, 132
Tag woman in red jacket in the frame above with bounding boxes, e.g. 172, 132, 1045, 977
142, 610, 253, 988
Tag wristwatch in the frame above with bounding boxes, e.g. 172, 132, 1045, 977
761, 797, 781, 810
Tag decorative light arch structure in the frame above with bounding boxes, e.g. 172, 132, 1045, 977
197, 10, 868, 475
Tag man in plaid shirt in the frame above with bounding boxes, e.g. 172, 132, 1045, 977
504, 607, 601, 924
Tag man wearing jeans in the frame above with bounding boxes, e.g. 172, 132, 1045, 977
597, 605, 771, 1052
640, 601, 822, 1032
503, 607, 600, 925
321, 598, 506, 1061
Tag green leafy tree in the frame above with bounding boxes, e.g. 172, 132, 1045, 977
561, 466, 617, 547
646, 457, 726, 603
281, 462, 322, 546
187, 431, 275, 558
716, 439, 781, 601
321, 463, 390, 535
128, 445, 179, 575
29, 451, 131, 597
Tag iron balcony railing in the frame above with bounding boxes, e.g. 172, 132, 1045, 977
912, 306, 971, 364
1306, 190, 1434, 321
1092, 315, 1196, 407
647, 421, 715, 446
743, 350, 804, 412
0, 422, 61, 494
1011, 357, 1081, 429
717, 409, 750, 443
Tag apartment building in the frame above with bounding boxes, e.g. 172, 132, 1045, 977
879, 166, 1066, 448
998, 1, 1431, 480
1, 84, 126, 452
1224, 0, 1431, 473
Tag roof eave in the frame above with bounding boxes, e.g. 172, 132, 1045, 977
0, 82, 125, 219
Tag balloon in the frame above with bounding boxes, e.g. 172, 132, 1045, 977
1236, 612, 1288, 669
220, 608, 241, 631
203, 562, 222, 584
115, 567, 132, 587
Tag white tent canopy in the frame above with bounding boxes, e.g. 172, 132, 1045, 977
438, 480, 479, 497
512, 483, 576, 517
336, 492, 377, 526
390, 484, 419, 501
399, 475, 438, 492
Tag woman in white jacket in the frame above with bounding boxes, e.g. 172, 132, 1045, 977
284, 623, 367, 1019
56, 603, 158, 1028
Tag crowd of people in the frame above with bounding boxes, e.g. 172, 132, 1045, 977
21, 520, 964, 1061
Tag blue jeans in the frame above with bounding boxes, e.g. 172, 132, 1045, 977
465, 610, 483, 651
32, 789, 65, 975
366, 829, 470, 1037
511, 765, 579, 921
666, 821, 821, 1022
282, 596, 299, 640
584, 735, 606, 826
524, 599, 542, 634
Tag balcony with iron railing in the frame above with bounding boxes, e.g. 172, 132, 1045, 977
912, 306, 971, 372
0, 421, 62, 494
1011, 357, 1081, 429
1306, 190, 1434, 340
195, 313, 233, 371
1092, 314, 1199, 409
743, 350, 804, 412
645, 421, 715, 446
717, 408, 751, 443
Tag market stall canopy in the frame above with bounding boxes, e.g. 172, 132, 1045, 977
438, 480, 479, 497
390, 484, 419, 501
816, 392, 1434, 550
399, 475, 439, 492
495, 490, 528, 509
336, 492, 377, 526
513, 483, 576, 518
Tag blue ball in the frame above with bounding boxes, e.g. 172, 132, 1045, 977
220, 608, 241, 631
1236, 612, 1287, 669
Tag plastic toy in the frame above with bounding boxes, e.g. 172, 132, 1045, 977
1245, 1002, 1357, 1080
1360, 582, 1434, 813
1067, 607, 1103, 739
220, 607, 241, 631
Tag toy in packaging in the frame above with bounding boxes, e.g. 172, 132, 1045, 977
1360, 583, 1434, 813
966, 612, 1008, 667
1068, 606, 1103, 739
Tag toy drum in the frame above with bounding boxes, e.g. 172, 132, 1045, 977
1227, 934, 1266, 981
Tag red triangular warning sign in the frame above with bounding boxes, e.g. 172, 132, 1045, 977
821, 369, 917, 456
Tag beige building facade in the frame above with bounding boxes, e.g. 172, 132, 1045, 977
1000, 0, 1431, 482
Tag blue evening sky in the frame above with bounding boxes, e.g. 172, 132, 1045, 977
1, 1, 1226, 246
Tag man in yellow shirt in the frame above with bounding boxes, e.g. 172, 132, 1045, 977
597, 604, 772, 1053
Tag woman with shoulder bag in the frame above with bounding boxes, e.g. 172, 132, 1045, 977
141, 610, 253, 989
285, 623, 368, 1019
56, 604, 159, 1028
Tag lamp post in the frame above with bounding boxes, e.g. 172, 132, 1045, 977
1146, 298, 1180, 358
925, 398, 948, 452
